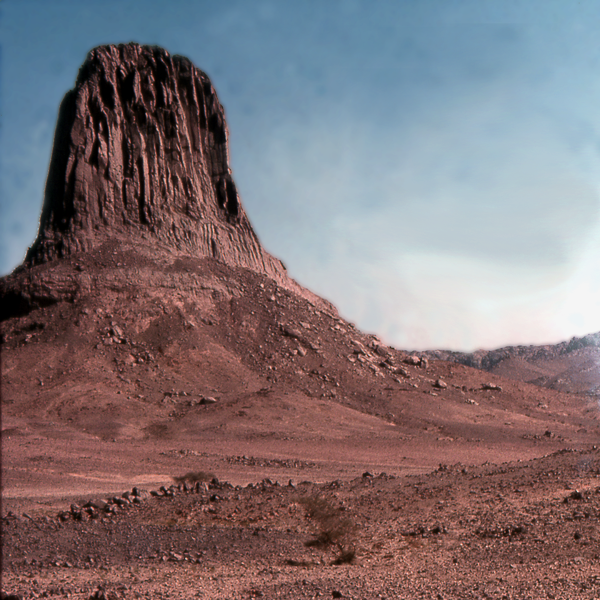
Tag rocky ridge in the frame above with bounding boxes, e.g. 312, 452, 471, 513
2, 42, 598, 493
422, 332, 600, 397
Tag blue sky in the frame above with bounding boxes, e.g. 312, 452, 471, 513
3, 0, 600, 350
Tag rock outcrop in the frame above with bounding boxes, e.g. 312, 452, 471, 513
2, 43, 330, 319
25, 43, 285, 280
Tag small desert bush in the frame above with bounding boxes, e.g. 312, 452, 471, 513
172, 471, 215, 484
299, 495, 357, 564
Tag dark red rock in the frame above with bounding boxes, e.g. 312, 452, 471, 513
2, 43, 330, 321
25, 43, 284, 278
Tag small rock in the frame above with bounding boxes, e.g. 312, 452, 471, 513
481, 382, 502, 391
85, 499, 107, 510
88, 588, 121, 600
375, 345, 390, 357
404, 355, 421, 366
132, 487, 150, 499
168, 552, 184, 562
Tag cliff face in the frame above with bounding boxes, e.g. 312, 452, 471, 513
26, 43, 285, 279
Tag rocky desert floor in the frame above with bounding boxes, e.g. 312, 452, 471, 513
3, 445, 600, 599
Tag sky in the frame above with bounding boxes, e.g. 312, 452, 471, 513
3, 0, 600, 351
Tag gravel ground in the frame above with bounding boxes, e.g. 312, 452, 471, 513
3, 446, 600, 599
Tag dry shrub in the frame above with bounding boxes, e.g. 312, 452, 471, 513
144, 422, 171, 439
285, 558, 313, 567
172, 471, 215, 484
299, 495, 357, 564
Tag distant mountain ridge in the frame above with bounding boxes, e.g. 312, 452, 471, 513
24, 43, 289, 283
422, 332, 600, 397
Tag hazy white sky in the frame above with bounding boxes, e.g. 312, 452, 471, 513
3, 0, 600, 350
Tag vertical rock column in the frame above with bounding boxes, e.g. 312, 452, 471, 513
26, 43, 286, 280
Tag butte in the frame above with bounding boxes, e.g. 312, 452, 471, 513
1, 44, 597, 504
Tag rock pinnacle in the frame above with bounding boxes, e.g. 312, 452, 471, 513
26, 43, 286, 280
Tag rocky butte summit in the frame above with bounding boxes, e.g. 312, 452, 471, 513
29, 43, 284, 278
3, 42, 323, 318
1, 44, 597, 487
